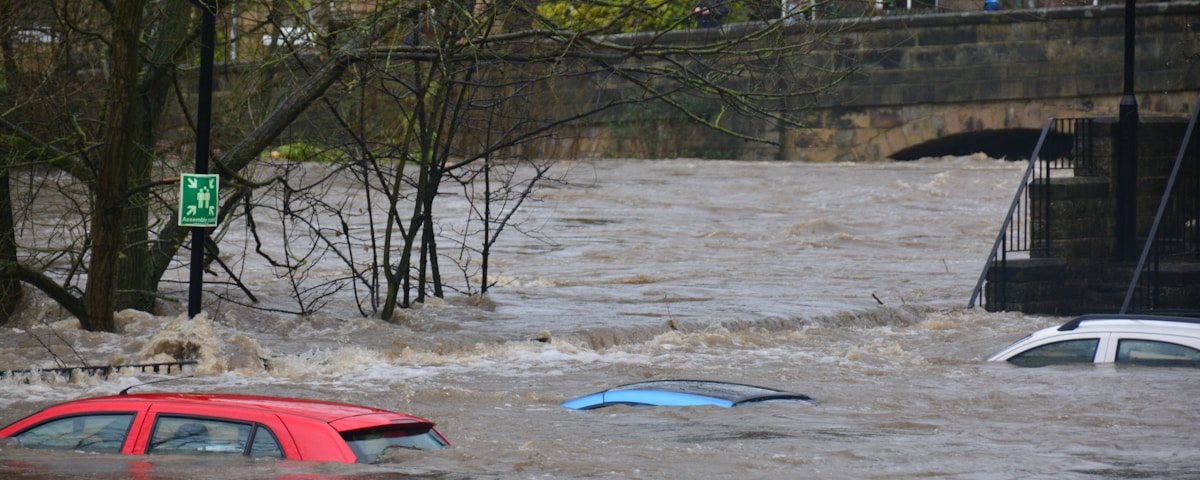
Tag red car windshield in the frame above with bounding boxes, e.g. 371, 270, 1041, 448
340, 425, 447, 464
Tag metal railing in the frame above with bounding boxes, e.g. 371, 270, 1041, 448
968, 117, 1095, 309
1121, 99, 1200, 313
2, 361, 197, 382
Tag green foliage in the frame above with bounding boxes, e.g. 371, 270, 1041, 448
537, 0, 788, 32
271, 142, 343, 163
537, 0, 693, 33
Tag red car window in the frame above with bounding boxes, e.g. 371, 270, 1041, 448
340, 425, 449, 464
148, 416, 281, 458
13, 413, 134, 454
248, 425, 284, 458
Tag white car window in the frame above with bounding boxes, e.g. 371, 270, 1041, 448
1009, 338, 1099, 367
1115, 339, 1200, 366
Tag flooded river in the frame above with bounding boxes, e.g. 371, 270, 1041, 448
2, 156, 1198, 479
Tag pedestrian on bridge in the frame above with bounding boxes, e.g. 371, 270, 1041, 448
693, 0, 730, 28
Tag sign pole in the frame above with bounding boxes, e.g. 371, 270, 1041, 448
188, 1, 216, 318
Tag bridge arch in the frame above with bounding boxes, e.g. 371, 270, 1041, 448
887, 128, 1071, 161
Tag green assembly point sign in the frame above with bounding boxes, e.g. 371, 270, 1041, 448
179, 173, 219, 227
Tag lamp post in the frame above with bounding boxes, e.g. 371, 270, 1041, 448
188, 0, 216, 318
1115, 0, 1138, 262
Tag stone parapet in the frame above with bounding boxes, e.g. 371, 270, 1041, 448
767, 2, 1200, 161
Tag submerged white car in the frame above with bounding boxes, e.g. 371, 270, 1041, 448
988, 314, 1200, 367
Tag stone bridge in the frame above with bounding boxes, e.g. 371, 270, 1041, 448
586, 2, 1200, 162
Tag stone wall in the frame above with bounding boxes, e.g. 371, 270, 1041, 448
791, 2, 1199, 162
574, 2, 1200, 161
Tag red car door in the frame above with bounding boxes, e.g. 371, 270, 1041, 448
134, 403, 303, 459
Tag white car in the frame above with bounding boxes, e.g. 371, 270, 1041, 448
988, 314, 1200, 367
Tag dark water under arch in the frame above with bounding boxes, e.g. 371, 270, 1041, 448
889, 128, 1074, 161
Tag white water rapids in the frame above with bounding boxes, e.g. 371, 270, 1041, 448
1, 156, 1198, 479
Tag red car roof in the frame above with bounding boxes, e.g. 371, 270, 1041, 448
65, 393, 431, 427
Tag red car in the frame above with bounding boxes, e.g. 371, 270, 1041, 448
0, 392, 448, 464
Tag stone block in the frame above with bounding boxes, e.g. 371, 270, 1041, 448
915, 26, 978, 47
1027, 176, 1110, 201
987, 257, 1066, 282
1078, 290, 1126, 312
1149, 263, 1200, 287
1049, 237, 1113, 260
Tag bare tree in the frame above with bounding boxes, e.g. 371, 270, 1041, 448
0, 0, 415, 329
214, 0, 856, 321
0, 0, 855, 330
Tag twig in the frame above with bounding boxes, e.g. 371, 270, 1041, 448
46, 323, 88, 367
23, 329, 67, 369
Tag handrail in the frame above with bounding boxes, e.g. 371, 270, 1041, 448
1121, 97, 1200, 313
967, 118, 1054, 308
968, 118, 1093, 309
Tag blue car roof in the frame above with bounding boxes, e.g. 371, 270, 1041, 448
561, 380, 817, 410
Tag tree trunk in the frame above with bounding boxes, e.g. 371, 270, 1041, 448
117, 0, 193, 313
421, 167, 443, 299
0, 160, 20, 326
84, 0, 146, 332
0, 0, 22, 325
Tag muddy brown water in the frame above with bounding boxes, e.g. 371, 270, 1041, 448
2, 157, 1197, 479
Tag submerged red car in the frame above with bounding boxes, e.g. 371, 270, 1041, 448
0, 392, 448, 464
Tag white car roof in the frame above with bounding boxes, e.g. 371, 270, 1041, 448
988, 313, 1200, 362
1052, 314, 1200, 335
